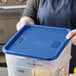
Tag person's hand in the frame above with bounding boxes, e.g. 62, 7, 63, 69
66, 29, 76, 45
16, 16, 35, 31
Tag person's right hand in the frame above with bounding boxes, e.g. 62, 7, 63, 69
16, 16, 35, 31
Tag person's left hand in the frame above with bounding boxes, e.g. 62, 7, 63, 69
66, 29, 76, 45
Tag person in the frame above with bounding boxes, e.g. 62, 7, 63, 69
16, 0, 76, 73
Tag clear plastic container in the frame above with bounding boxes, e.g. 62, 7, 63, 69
3, 24, 72, 76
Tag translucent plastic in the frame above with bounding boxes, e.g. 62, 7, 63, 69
5, 42, 71, 76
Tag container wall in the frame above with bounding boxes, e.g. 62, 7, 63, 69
5, 54, 71, 76
5, 41, 72, 76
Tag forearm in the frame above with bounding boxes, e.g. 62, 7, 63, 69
22, 0, 40, 23
16, 0, 40, 31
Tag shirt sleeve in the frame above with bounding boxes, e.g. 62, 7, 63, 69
22, 0, 40, 23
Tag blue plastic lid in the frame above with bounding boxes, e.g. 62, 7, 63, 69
3, 24, 71, 61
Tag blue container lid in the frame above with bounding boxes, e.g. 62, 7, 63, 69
3, 24, 71, 61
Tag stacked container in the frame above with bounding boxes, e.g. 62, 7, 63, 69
3, 24, 71, 76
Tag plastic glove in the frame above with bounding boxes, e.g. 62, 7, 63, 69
66, 29, 76, 45
16, 16, 35, 31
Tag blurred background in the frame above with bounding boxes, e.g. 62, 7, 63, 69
0, 0, 27, 68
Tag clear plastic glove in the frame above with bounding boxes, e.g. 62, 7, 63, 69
66, 29, 76, 45
16, 16, 35, 31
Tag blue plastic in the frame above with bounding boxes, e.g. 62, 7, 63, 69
2, 24, 71, 61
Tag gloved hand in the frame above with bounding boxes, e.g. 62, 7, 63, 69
16, 16, 35, 31
66, 29, 76, 45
